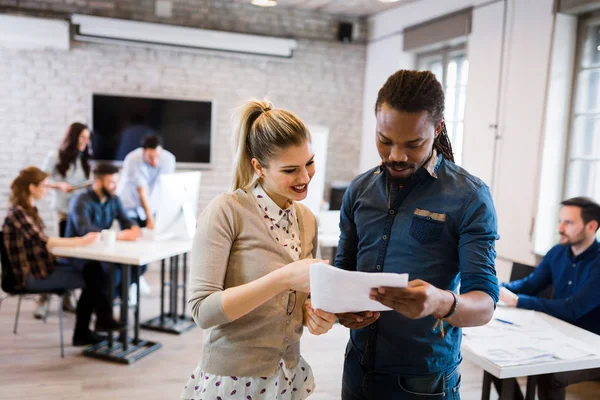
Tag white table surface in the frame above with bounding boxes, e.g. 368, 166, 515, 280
462, 307, 600, 379
50, 236, 193, 266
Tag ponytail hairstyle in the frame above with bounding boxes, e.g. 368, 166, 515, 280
9, 166, 49, 227
375, 69, 454, 162
231, 99, 311, 191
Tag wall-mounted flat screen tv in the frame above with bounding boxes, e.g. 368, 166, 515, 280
91, 94, 213, 167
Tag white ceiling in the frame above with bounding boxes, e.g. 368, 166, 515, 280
232, 0, 416, 17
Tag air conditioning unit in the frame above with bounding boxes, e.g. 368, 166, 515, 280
71, 14, 297, 58
0, 15, 70, 50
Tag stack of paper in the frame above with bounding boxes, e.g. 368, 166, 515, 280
463, 310, 598, 367
309, 263, 408, 313
465, 341, 555, 367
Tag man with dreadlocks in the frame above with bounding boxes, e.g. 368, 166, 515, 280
334, 70, 500, 399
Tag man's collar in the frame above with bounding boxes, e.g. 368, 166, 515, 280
87, 188, 100, 202
423, 148, 440, 179
88, 188, 109, 204
570, 239, 600, 261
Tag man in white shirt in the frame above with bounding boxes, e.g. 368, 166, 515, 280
117, 134, 176, 229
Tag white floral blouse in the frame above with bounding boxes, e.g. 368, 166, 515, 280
252, 183, 302, 262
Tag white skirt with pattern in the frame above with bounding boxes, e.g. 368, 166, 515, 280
180, 357, 315, 400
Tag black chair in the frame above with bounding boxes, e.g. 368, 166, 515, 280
510, 262, 554, 299
0, 232, 66, 358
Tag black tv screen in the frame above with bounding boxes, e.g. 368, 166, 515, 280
91, 94, 212, 164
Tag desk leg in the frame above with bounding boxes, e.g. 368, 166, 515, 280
140, 253, 196, 335
169, 257, 175, 319
481, 371, 492, 400
173, 255, 179, 324
107, 263, 115, 351
182, 253, 187, 319
119, 264, 129, 351
133, 264, 140, 345
525, 376, 538, 400
499, 378, 517, 400
160, 259, 165, 325
83, 263, 162, 364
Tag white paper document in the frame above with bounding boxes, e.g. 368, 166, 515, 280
463, 309, 598, 367
309, 263, 408, 313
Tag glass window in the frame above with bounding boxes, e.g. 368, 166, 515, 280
417, 45, 468, 165
565, 16, 600, 201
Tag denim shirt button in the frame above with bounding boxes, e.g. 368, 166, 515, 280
426, 216, 432, 220
382, 235, 387, 241
376, 265, 381, 270
389, 209, 395, 215
370, 325, 376, 330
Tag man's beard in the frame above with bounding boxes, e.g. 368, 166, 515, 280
101, 187, 113, 198
383, 161, 417, 184
559, 232, 586, 246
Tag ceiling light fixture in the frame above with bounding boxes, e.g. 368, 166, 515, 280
251, 0, 277, 6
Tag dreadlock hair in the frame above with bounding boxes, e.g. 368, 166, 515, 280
375, 69, 454, 163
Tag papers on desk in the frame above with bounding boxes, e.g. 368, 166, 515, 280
463, 310, 598, 367
309, 263, 408, 313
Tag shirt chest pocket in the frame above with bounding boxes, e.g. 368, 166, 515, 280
409, 208, 446, 245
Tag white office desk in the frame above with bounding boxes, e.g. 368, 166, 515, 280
462, 307, 600, 399
50, 236, 192, 266
50, 236, 193, 363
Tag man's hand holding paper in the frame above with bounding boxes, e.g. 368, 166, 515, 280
309, 262, 408, 314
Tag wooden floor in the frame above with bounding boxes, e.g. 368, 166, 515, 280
1, 268, 598, 400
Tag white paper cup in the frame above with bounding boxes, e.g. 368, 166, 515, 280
101, 229, 116, 249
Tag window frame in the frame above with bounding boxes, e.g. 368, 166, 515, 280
416, 43, 468, 165
563, 11, 600, 200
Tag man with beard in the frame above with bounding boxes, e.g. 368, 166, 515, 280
498, 197, 600, 400
65, 163, 141, 302
335, 69, 500, 399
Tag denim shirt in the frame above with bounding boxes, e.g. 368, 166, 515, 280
335, 154, 500, 376
504, 240, 600, 335
65, 189, 135, 238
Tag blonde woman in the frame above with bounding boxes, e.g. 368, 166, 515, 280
181, 100, 336, 400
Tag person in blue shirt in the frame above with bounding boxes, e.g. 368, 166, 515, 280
116, 134, 176, 230
66, 163, 141, 297
499, 197, 600, 400
334, 69, 500, 400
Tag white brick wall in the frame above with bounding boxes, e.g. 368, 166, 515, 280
0, 40, 366, 234
1, 0, 366, 42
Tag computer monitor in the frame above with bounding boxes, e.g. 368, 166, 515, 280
152, 171, 201, 240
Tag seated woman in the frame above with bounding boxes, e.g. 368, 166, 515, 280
2, 166, 122, 346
